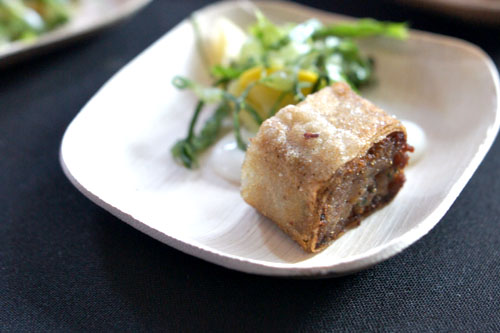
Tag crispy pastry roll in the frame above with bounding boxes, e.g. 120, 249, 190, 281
241, 82, 413, 253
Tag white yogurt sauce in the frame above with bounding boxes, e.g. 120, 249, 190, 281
210, 133, 246, 184
401, 119, 426, 166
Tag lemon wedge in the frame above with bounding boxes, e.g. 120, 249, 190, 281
204, 18, 247, 67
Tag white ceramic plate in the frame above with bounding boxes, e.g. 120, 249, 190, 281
60, 1, 500, 277
0, 0, 151, 65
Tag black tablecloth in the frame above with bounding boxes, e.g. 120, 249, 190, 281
2, 0, 499, 331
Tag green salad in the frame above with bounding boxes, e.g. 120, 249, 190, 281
172, 13, 408, 168
0, 0, 74, 44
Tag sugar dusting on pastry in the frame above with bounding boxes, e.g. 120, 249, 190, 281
241, 83, 413, 252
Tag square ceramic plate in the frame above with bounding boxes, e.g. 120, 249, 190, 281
60, 0, 499, 277
0, 0, 151, 66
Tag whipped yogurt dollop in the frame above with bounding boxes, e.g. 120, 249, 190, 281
401, 119, 426, 166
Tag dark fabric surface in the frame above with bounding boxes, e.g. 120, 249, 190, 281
1, 0, 500, 331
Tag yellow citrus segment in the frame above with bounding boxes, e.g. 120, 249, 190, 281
230, 66, 318, 130
298, 70, 318, 84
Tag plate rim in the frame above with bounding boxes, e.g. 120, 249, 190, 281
60, 0, 500, 277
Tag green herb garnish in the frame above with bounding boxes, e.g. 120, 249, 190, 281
171, 13, 408, 168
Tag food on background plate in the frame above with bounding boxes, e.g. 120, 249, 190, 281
241, 82, 413, 252
171, 13, 408, 168
0, 0, 75, 45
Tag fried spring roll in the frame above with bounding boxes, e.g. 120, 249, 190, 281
241, 82, 413, 253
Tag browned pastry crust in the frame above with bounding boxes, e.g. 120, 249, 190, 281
241, 82, 412, 253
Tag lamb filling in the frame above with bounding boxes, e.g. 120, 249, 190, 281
314, 131, 413, 251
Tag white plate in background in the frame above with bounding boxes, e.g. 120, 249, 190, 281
60, 1, 499, 277
397, 0, 500, 24
0, 0, 151, 65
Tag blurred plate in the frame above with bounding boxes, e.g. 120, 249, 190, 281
398, 0, 500, 24
0, 0, 152, 66
60, 0, 499, 277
